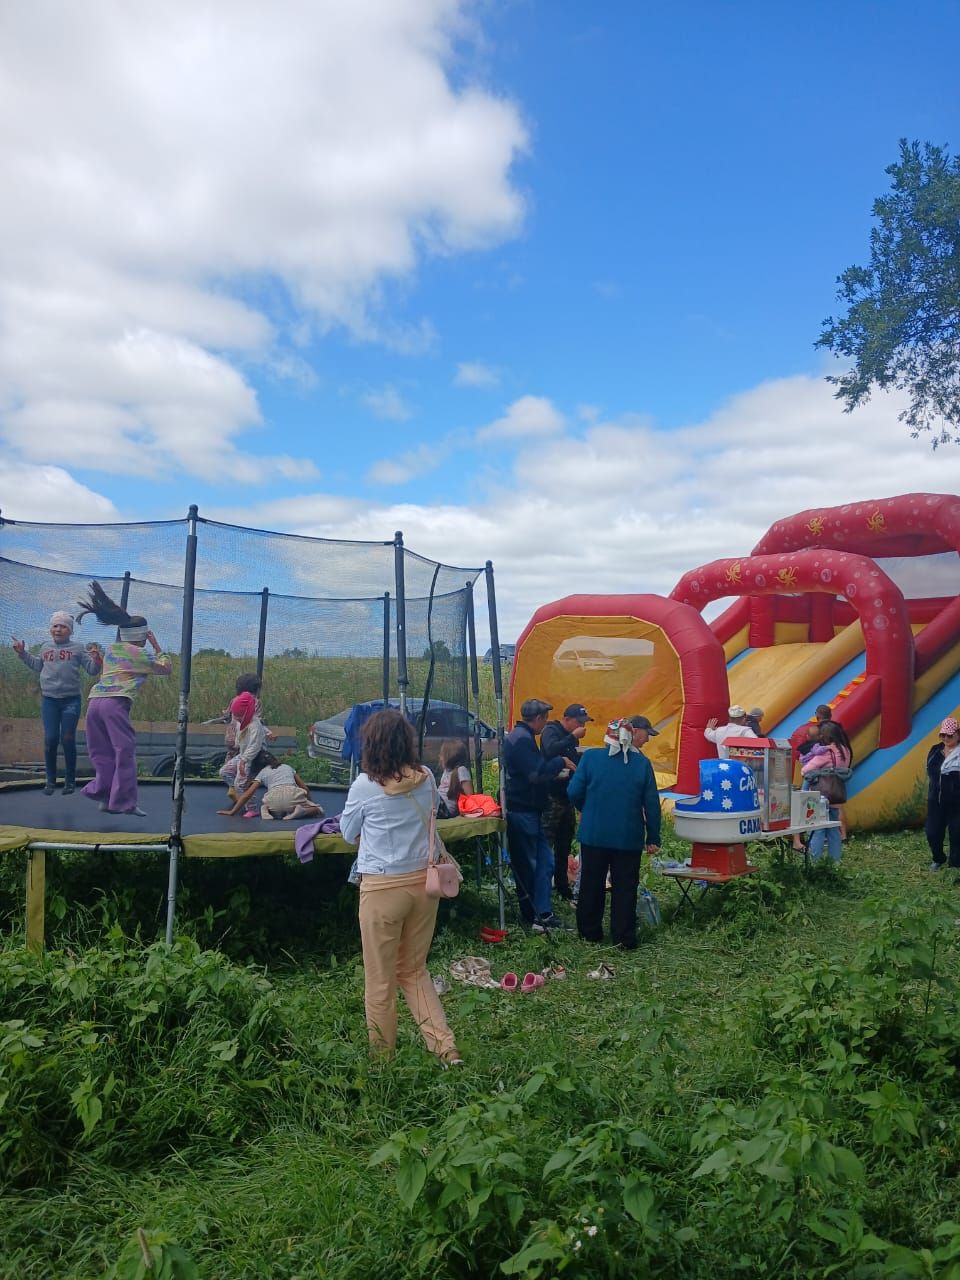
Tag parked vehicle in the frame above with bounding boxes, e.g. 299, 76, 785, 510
309, 698, 498, 766
482, 644, 516, 665
555, 648, 617, 672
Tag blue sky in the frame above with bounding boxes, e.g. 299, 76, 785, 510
0, 0, 958, 636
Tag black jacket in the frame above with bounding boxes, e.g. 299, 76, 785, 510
927, 744, 960, 812
503, 722, 565, 814
540, 719, 581, 801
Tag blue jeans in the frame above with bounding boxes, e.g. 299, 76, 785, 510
808, 806, 842, 862
506, 810, 555, 922
41, 694, 81, 786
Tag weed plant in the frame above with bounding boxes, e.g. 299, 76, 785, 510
2, 831, 960, 1277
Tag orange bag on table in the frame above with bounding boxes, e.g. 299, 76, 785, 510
457, 793, 502, 817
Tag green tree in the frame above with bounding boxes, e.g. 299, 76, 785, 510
816, 139, 960, 444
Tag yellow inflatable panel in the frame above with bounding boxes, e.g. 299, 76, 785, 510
727, 622, 864, 731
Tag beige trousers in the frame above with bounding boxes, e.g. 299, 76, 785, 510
358, 870, 457, 1059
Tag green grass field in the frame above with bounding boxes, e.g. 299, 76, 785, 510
2, 829, 959, 1278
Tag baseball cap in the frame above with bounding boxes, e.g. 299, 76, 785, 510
520, 698, 553, 719
939, 717, 959, 736
563, 703, 593, 722
626, 715, 659, 736
749, 707, 764, 719
727, 705, 746, 719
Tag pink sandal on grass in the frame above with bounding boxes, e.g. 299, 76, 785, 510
521, 972, 545, 994
500, 972, 519, 992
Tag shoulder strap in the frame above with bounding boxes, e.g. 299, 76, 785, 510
406, 779, 440, 864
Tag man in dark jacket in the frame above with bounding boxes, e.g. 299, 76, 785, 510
503, 698, 577, 929
541, 703, 592, 900
568, 715, 662, 949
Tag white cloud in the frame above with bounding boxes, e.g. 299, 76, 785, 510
0, 1, 527, 482
0, 459, 119, 522
454, 360, 500, 388
194, 374, 960, 639
363, 385, 414, 422
367, 443, 440, 485
475, 394, 565, 442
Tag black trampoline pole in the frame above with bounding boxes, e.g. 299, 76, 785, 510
382, 592, 391, 704
466, 580, 483, 790
116, 570, 132, 643
166, 505, 199, 945
394, 531, 408, 716
485, 561, 507, 929
256, 587, 269, 679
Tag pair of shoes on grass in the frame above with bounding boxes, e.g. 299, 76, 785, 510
587, 963, 615, 981
500, 971, 545, 994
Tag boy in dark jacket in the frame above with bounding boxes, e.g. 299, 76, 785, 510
503, 698, 577, 929
540, 703, 592, 900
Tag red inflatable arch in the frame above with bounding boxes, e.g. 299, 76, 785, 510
509, 594, 727, 794
670, 551, 914, 746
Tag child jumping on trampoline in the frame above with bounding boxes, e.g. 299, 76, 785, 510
217, 750, 322, 820
75, 582, 172, 816
11, 611, 103, 794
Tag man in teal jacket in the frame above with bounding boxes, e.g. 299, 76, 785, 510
567, 715, 662, 949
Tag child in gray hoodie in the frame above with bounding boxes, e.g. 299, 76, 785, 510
12, 611, 102, 794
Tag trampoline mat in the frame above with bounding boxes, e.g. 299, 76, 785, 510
0, 779, 504, 858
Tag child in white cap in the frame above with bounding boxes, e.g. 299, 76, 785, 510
11, 611, 103, 794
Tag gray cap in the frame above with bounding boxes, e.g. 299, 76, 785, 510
520, 697, 553, 720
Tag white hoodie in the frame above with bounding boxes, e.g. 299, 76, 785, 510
340, 766, 439, 875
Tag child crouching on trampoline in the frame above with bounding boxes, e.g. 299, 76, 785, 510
76, 582, 172, 816
217, 750, 323, 821
219, 673, 272, 796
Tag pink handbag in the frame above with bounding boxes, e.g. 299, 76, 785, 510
417, 793, 462, 899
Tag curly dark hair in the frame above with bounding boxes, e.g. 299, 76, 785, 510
236, 672, 262, 695
361, 709, 420, 784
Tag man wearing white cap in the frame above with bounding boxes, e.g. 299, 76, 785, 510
704, 705, 757, 759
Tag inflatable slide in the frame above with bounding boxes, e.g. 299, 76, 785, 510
510, 493, 960, 830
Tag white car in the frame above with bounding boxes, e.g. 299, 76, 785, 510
555, 648, 617, 672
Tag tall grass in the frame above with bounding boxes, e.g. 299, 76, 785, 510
2, 830, 960, 1276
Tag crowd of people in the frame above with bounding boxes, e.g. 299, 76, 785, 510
12, 599, 960, 1069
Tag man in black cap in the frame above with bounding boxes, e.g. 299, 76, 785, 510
502, 698, 577, 930
540, 703, 593, 900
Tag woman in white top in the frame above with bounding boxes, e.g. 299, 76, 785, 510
437, 739, 475, 817
340, 710, 461, 1065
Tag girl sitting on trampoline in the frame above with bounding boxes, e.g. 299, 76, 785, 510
217, 750, 322, 821
76, 582, 172, 816
11, 610, 103, 795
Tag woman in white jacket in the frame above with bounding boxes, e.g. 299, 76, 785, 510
340, 709, 461, 1065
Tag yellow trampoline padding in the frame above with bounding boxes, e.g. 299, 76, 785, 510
0, 816, 506, 860
727, 622, 865, 732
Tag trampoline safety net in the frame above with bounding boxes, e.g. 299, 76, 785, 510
0, 514, 490, 772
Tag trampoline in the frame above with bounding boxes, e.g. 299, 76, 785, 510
1, 779, 505, 947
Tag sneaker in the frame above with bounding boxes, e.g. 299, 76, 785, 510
532, 914, 571, 933
930, 861, 946, 872
43, 783, 56, 796
62, 784, 75, 795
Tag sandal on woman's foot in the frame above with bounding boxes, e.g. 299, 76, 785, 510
440, 1052, 464, 1068
587, 963, 615, 980
520, 972, 545, 993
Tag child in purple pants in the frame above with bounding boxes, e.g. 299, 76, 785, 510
76, 582, 172, 816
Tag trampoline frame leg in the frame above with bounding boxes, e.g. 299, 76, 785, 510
26, 849, 46, 952
165, 840, 180, 946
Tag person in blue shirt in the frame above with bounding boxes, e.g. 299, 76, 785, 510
502, 698, 577, 930
567, 715, 662, 950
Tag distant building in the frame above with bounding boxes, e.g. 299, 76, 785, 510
482, 643, 516, 665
